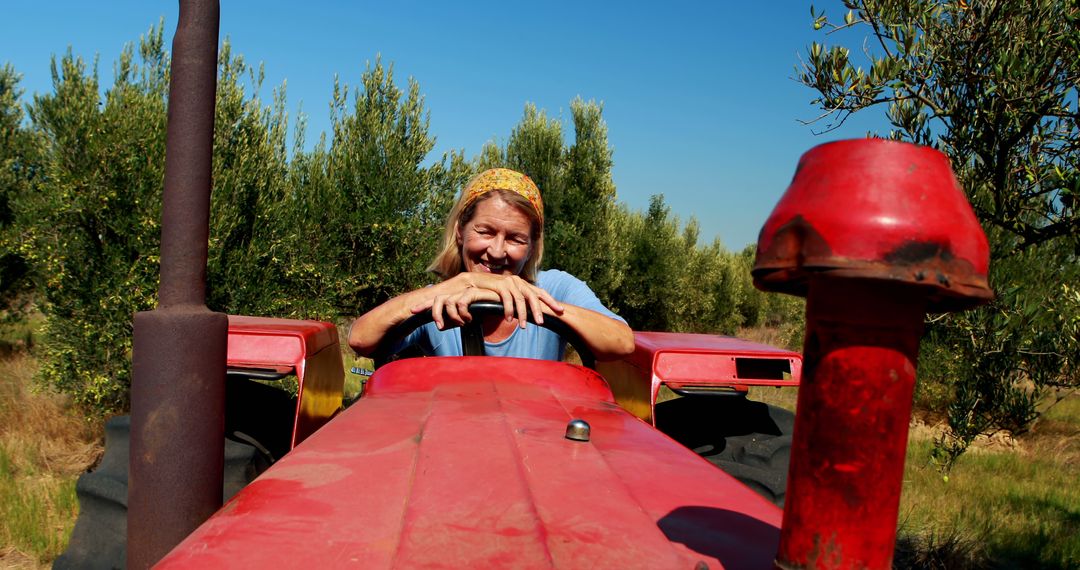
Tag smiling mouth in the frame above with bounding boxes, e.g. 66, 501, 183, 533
481, 260, 508, 273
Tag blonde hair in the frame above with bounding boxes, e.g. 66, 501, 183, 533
427, 189, 545, 283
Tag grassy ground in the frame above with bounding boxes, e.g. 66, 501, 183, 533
0, 353, 101, 569
896, 393, 1079, 569
748, 384, 1079, 569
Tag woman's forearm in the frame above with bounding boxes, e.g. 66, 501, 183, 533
551, 303, 635, 361
348, 282, 453, 356
349, 274, 633, 361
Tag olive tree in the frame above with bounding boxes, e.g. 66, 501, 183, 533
799, 0, 1079, 465
548, 98, 620, 293
24, 36, 169, 412
0, 64, 40, 323
488, 98, 621, 296
313, 60, 467, 317
603, 195, 751, 334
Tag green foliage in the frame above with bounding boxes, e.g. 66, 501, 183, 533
0, 64, 41, 321
610, 196, 682, 331
928, 241, 1079, 467
22, 30, 169, 413
15, 27, 467, 416
315, 59, 468, 316
601, 196, 757, 334
202, 46, 467, 321
205, 42, 295, 317
548, 98, 620, 292
801, 0, 1080, 466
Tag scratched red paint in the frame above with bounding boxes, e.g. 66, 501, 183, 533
158, 357, 783, 569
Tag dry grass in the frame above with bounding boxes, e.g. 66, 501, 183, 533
0, 546, 40, 570
747, 385, 799, 412
897, 392, 1080, 569
0, 353, 102, 567
737, 325, 803, 412
738, 324, 804, 352
335, 321, 370, 402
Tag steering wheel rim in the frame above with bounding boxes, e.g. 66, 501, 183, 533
372, 301, 596, 369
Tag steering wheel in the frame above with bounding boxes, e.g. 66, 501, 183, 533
372, 301, 596, 369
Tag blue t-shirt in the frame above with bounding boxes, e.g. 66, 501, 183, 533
399, 269, 624, 361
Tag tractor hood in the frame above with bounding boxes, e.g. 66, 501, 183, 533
157, 357, 782, 568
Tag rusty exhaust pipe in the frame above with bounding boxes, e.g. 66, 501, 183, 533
128, 1, 225, 567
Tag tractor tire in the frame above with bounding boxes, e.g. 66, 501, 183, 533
54, 416, 273, 570
57, 377, 295, 568
53, 415, 130, 570
654, 395, 794, 507
714, 433, 792, 506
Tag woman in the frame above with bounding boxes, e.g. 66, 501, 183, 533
349, 168, 634, 362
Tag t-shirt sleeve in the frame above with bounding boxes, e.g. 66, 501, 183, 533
541, 270, 625, 324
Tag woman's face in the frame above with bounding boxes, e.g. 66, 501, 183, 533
456, 195, 534, 276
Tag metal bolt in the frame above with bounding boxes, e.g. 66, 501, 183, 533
565, 419, 591, 442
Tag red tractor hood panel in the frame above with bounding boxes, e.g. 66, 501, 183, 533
158, 357, 782, 568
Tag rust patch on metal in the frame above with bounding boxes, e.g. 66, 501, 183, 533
756, 215, 834, 268
752, 215, 832, 298
884, 240, 954, 265
776, 532, 848, 570
880, 239, 992, 311
755, 223, 993, 311
139, 405, 180, 465
807, 532, 845, 570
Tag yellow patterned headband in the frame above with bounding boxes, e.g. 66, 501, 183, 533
462, 168, 544, 224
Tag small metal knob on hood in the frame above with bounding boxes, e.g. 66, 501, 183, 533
564, 419, 590, 442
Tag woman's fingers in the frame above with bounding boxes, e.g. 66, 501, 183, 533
530, 286, 563, 317
527, 293, 546, 326
514, 292, 529, 328
417, 275, 564, 329
444, 295, 466, 328
483, 275, 563, 326
497, 288, 515, 322
538, 288, 564, 314
431, 295, 447, 329
500, 278, 528, 326
514, 278, 563, 326
454, 293, 475, 324
439, 288, 505, 328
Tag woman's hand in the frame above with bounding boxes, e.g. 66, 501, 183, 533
412, 273, 564, 329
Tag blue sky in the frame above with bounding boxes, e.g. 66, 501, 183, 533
2, 1, 886, 249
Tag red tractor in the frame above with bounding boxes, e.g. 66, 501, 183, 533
59, 306, 804, 567
56, 2, 993, 568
